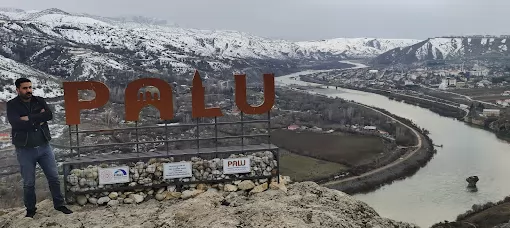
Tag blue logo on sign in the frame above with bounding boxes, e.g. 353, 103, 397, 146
114, 169, 127, 177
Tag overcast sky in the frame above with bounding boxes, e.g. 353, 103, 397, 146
1, 0, 509, 41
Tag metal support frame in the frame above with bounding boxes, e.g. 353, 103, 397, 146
165, 121, 169, 155
196, 118, 200, 151
62, 110, 278, 202
214, 117, 218, 153
241, 111, 244, 152
75, 125, 80, 158
135, 121, 139, 154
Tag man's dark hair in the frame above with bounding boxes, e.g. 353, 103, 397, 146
15, 78, 31, 88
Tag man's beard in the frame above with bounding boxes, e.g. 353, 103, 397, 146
20, 92, 32, 100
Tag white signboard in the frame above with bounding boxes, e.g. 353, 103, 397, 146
223, 157, 251, 174
163, 162, 193, 179
98, 166, 130, 185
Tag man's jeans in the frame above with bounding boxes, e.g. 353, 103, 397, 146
15, 143, 65, 211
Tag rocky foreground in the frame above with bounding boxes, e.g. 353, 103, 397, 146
0, 181, 417, 228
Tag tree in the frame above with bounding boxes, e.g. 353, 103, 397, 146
477, 103, 485, 111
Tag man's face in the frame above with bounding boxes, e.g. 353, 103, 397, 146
16, 82, 33, 100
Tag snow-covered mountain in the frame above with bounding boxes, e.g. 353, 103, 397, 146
296, 38, 421, 59
374, 36, 510, 65
0, 7, 420, 100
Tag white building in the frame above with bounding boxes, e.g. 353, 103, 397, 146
363, 126, 377, 130
434, 70, 448, 76
440, 77, 456, 88
447, 78, 456, 86
496, 99, 510, 107
404, 80, 415, 86
483, 109, 501, 117
469, 64, 489, 77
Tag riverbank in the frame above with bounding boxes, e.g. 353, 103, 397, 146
320, 103, 435, 195
431, 196, 510, 227
300, 75, 468, 120
298, 75, 510, 146
275, 75, 436, 195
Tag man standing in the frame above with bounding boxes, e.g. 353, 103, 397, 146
6, 78, 72, 218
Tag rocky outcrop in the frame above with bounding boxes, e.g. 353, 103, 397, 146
466, 176, 479, 188
0, 182, 417, 228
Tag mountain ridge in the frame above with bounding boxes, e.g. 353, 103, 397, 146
374, 36, 510, 65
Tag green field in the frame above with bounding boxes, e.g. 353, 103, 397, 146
271, 129, 387, 182
271, 129, 385, 167
279, 149, 347, 182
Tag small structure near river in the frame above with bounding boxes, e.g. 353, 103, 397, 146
466, 176, 479, 191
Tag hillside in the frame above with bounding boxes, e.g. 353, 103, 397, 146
0, 55, 62, 100
0, 8, 418, 93
0, 182, 417, 228
374, 36, 510, 65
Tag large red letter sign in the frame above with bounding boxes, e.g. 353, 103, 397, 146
63, 81, 110, 125
234, 74, 275, 114
191, 70, 223, 118
124, 78, 174, 121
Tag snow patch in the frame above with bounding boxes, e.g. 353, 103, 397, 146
49, 124, 66, 139
0, 55, 62, 101
31, 14, 111, 28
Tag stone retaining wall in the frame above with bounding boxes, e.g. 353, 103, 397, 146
72, 176, 291, 207
65, 150, 280, 205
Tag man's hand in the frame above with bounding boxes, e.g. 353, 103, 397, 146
40, 109, 46, 125
20, 116, 29, 121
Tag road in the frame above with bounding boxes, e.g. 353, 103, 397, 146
420, 84, 502, 108
306, 82, 470, 119
371, 88, 470, 119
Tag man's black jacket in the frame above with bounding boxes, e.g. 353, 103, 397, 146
6, 95, 53, 147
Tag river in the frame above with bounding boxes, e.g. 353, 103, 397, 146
275, 62, 510, 227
